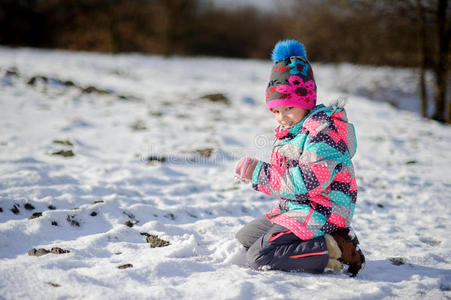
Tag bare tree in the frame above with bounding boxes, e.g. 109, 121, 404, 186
416, 0, 428, 118
432, 0, 451, 122
333, 0, 451, 123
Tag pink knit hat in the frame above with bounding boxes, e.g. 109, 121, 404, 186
266, 40, 317, 111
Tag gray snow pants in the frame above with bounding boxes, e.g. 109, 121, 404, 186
236, 216, 328, 273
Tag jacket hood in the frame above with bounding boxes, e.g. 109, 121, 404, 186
301, 100, 357, 158
329, 100, 357, 158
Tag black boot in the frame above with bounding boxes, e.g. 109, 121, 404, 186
330, 228, 365, 277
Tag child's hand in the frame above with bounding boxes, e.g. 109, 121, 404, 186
234, 157, 259, 182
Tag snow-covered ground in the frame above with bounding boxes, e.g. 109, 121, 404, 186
0, 47, 450, 299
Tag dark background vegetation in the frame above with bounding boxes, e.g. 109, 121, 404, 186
0, 0, 450, 122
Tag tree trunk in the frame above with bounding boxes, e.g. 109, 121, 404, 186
416, 0, 428, 118
432, 0, 450, 122
448, 99, 451, 123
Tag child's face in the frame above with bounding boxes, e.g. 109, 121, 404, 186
271, 106, 309, 128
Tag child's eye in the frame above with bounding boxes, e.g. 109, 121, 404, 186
286, 107, 293, 111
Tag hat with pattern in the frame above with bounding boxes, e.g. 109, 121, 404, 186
266, 40, 317, 111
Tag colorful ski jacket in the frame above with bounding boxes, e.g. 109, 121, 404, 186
251, 102, 358, 241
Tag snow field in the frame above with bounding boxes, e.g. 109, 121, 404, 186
0, 47, 450, 299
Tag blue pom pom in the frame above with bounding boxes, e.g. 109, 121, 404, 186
271, 40, 307, 62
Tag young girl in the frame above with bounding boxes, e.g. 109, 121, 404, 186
234, 40, 365, 276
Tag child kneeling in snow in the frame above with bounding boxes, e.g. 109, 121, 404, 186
234, 40, 365, 276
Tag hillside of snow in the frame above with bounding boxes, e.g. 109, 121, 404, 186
0, 47, 450, 299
